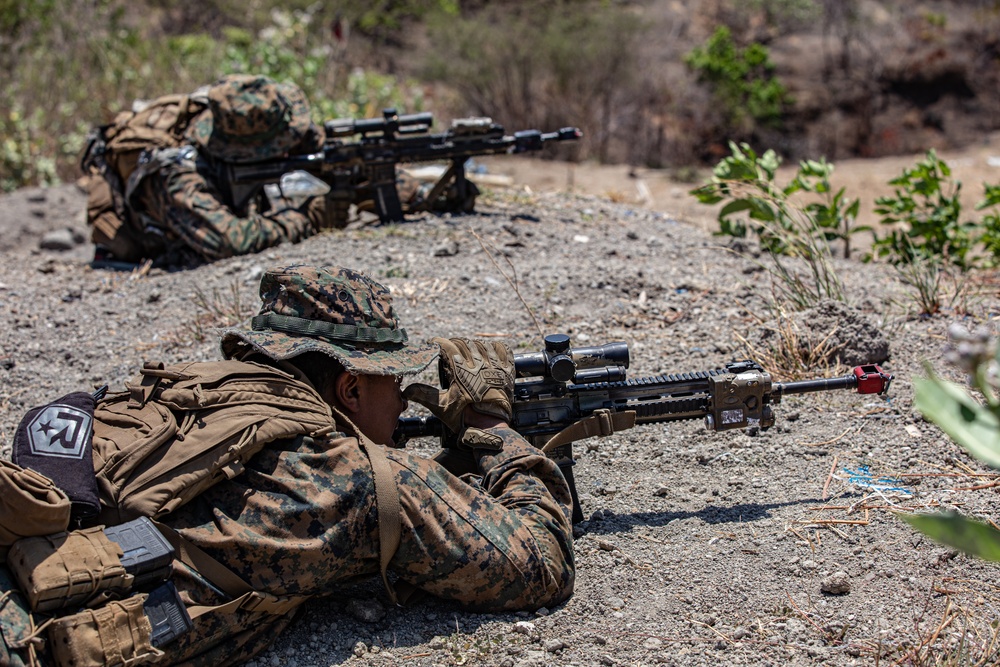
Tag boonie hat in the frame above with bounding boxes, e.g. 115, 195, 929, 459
221, 265, 437, 376
188, 74, 322, 163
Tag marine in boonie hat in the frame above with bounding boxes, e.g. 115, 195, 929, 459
221, 265, 438, 376
187, 74, 323, 163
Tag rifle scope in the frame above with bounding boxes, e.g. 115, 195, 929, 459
515, 334, 629, 382
324, 108, 434, 139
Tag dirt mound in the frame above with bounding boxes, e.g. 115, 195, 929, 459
749, 298, 891, 368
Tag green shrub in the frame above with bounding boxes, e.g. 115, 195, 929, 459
691, 141, 860, 258
684, 26, 790, 133
868, 149, 979, 270
904, 324, 1000, 560
0, 107, 58, 192
976, 182, 1000, 265
690, 141, 849, 309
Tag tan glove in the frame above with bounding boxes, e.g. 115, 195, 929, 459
302, 195, 329, 230
403, 337, 515, 438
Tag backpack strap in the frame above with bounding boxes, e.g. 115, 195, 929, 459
328, 406, 402, 606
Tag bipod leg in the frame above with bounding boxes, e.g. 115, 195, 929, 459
417, 160, 463, 212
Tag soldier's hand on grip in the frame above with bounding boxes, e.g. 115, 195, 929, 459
403, 337, 515, 436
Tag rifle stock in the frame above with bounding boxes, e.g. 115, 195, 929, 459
393, 334, 893, 523
219, 108, 582, 224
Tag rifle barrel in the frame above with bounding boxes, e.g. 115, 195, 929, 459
773, 364, 892, 398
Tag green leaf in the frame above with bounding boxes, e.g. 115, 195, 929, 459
914, 374, 1000, 468
719, 199, 754, 218
900, 511, 1000, 561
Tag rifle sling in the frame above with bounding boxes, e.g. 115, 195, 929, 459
541, 409, 637, 453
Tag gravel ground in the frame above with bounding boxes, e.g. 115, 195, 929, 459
2, 180, 1000, 666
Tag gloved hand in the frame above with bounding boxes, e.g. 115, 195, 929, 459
302, 195, 330, 230
403, 337, 515, 439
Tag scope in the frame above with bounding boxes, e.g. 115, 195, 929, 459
324, 108, 434, 139
514, 334, 630, 382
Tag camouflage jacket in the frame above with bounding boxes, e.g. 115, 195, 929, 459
158, 425, 575, 666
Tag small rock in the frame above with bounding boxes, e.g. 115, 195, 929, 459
352, 641, 367, 657
821, 571, 851, 595
40, 229, 78, 251
543, 639, 565, 653
514, 621, 535, 635
346, 597, 386, 622
433, 239, 460, 256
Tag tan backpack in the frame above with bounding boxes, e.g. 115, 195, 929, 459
81, 93, 207, 260
91, 359, 336, 525
91, 358, 402, 597
101, 93, 207, 185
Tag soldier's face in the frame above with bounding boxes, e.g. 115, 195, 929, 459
354, 374, 407, 446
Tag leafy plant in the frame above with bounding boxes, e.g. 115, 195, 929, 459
692, 142, 860, 257
869, 150, 979, 270
690, 142, 854, 309
976, 182, 1000, 266
0, 106, 58, 192
904, 324, 1000, 559
221, 8, 425, 121
684, 26, 790, 132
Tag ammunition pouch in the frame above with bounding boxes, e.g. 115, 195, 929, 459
9, 527, 130, 614
47, 594, 162, 667
7, 517, 174, 614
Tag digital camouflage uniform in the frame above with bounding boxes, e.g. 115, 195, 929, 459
122, 75, 328, 265
153, 265, 575, 665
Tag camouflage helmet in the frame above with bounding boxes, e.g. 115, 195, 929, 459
187, 74, 323, 163
220, 265, 437, 376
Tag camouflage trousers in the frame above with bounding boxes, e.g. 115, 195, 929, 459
157, 426, 575, 666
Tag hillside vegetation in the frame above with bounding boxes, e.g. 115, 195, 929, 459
3, 0, 1000, 191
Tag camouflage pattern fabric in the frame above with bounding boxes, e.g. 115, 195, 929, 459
220, 265, 438, 376
129, 146, 322, 264
186, 74, 322, 164
157, 426, 574, 665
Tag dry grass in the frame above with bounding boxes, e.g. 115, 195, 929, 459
733, 303, 846, 380
160, 279, 255, 346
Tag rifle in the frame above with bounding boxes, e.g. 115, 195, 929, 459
218, 109, 582, 226
393, 334, 894, 523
